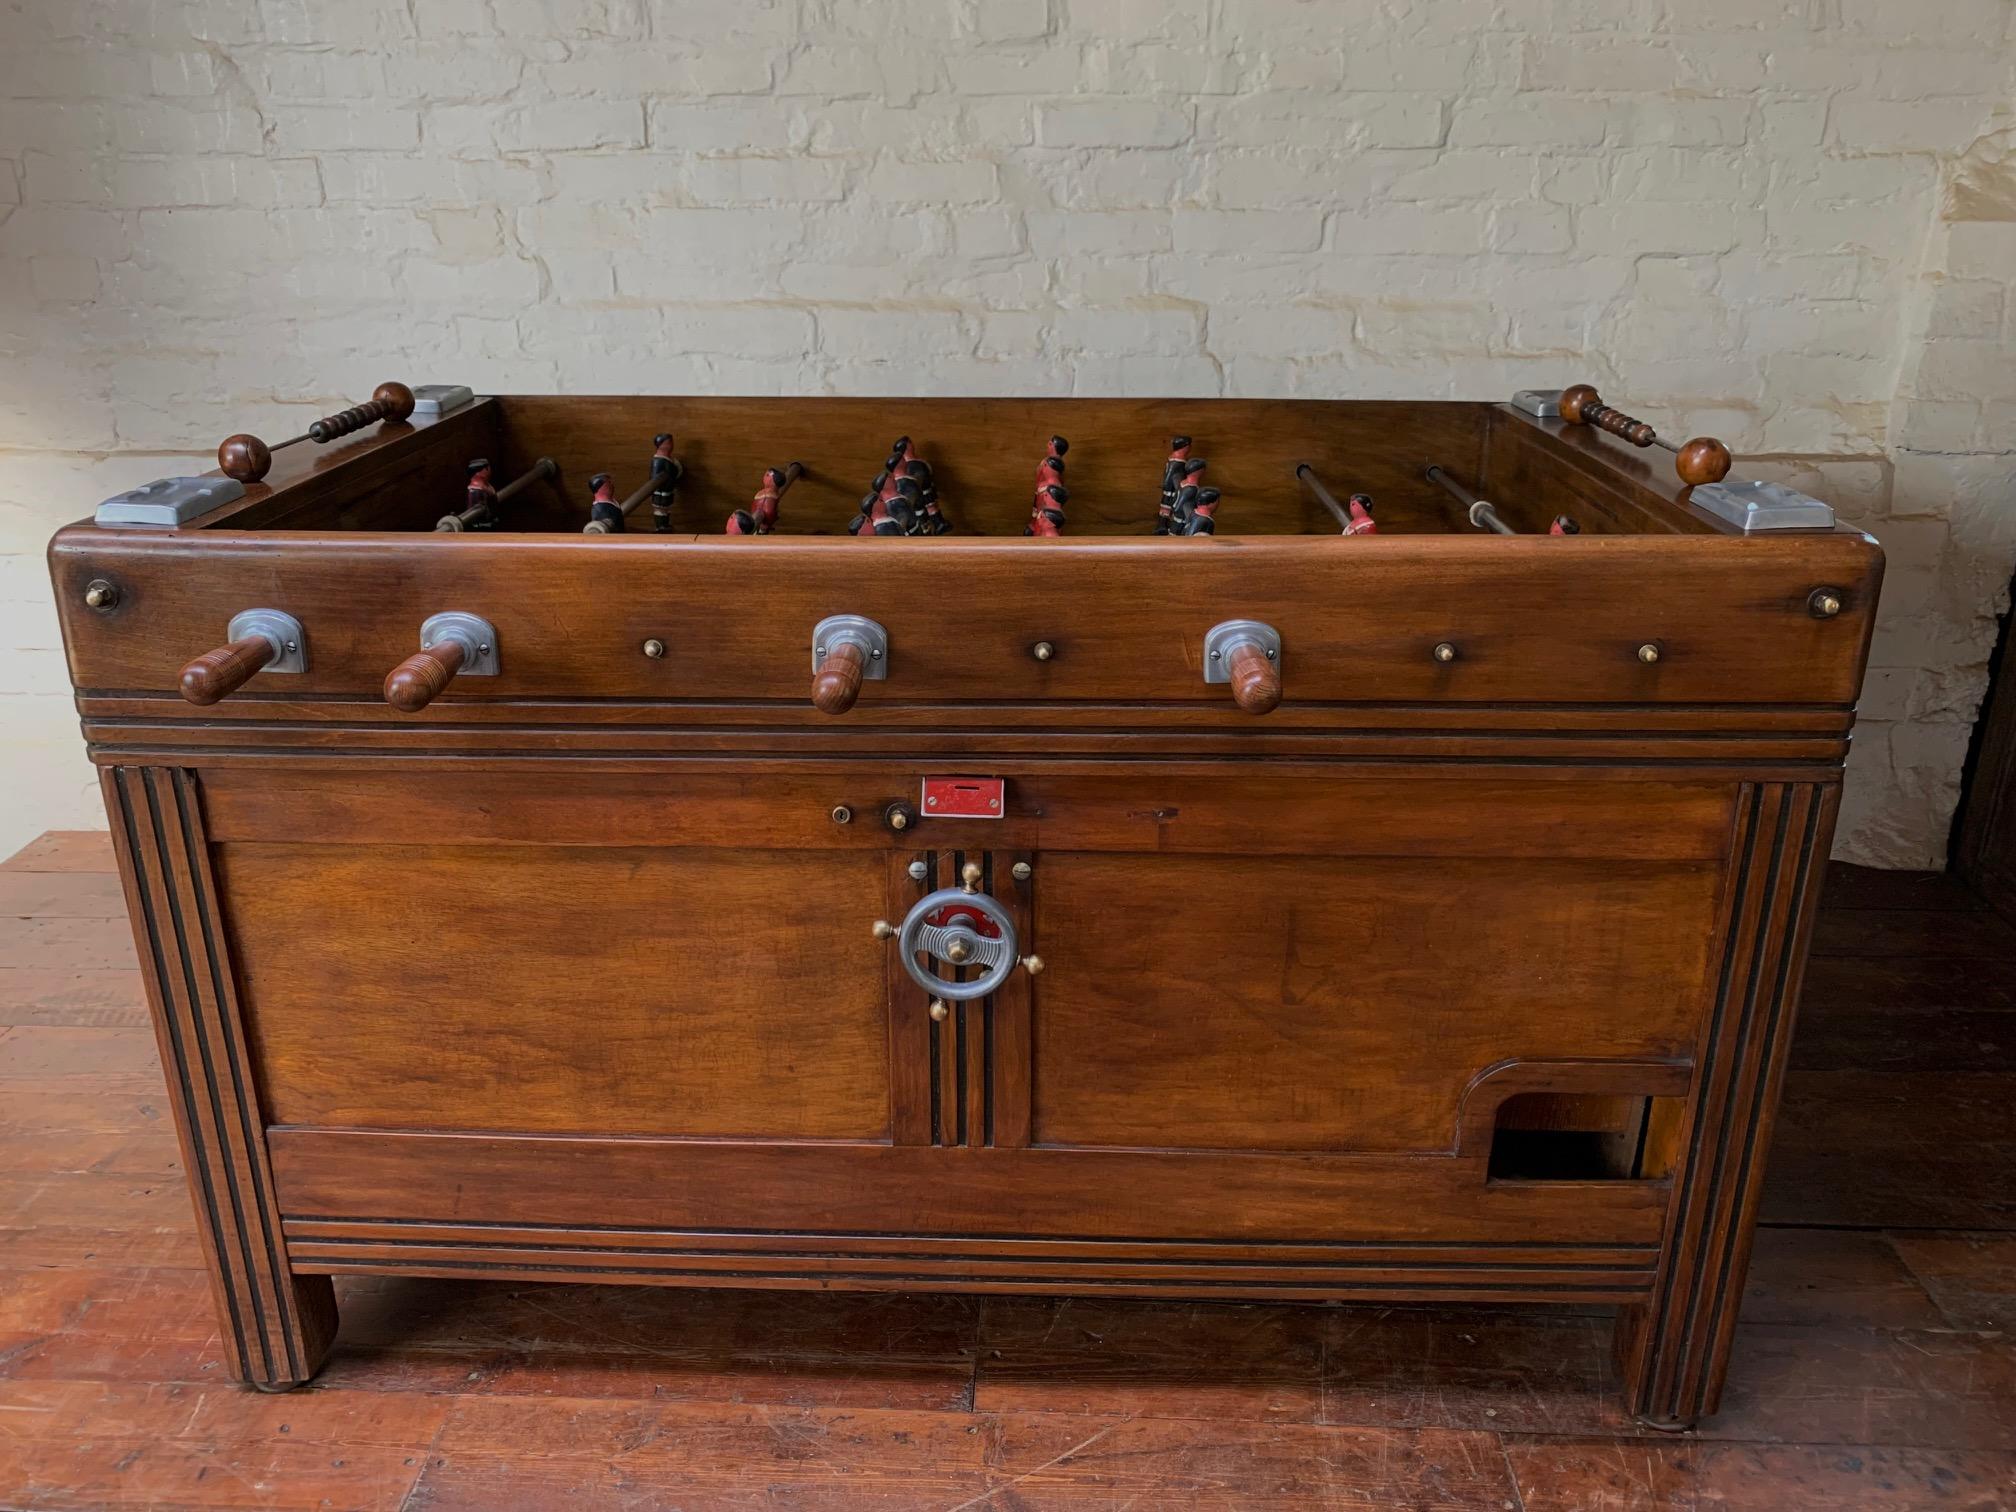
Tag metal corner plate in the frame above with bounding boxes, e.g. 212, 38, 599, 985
1690, 480, 1836, 533
95, 475, 246, 528
1510, 389, 1562, 419
411, 384, 475, 417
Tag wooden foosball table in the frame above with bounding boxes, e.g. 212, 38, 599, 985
49, 384, 1880, 1428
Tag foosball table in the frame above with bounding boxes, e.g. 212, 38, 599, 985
48, 385, 1880, 1427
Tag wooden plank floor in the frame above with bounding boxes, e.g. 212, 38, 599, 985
2, 830, 2013, 1510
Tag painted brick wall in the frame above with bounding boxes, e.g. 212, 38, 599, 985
2, 0, 2013, 864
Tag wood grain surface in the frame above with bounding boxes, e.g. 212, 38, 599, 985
4, 835, 2014, 1509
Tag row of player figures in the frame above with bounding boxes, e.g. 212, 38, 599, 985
212, 380, 1740, 536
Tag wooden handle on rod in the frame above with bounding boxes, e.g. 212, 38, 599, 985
812, 641, 866, 715
384, 639, 467, 713
179, 635, 276, 706
1224, 640, 1281, 715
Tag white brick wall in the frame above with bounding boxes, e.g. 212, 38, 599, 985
1, 0, 2013, 865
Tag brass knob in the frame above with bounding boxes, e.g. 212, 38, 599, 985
1432, 641, 1457, 664
872, 919, 895, 940
929, 999, 950, 1022
1637, 642, 1662, 665
84, 579, 119, 611
945, 938, 973, 964
1809, 587, 1844, 619
961, 861, 983, 891
1032, 640, 1055, 661
1020, 954, 1044, 975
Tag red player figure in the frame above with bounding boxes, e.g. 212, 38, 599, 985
729, 465, 793, 535
1024, 435, 1070, 536
587, 473, 624, 533
1550, 514, 1582, 536
1026, 483, 1068, 536
1345, 493, 1377, 535
463, 459, 499, 531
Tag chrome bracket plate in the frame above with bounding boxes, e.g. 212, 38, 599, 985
812, 614, 888, 679
411, 384, 475, 417
227, 608, 309, 674
420, 611, 500, 674
1202, 619, 1282, 685
1511, 389, 1563, 419
95, 476, 246, 528
1690, 479, 1836, 533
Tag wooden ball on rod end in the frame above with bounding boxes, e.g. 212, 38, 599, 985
1675, 436, 1732, 487
217, 433, 273, 483
1559, 384, 1601, 425
372, 381, 417, 422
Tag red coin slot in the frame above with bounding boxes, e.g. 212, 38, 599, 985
921, 776, 1005, 819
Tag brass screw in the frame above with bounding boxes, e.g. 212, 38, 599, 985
929, 999, 949, 1022
1010, 861, 1032, 882
83, 580, 118, 611
1020, 955, 1044, 975
831, 805, 852, 824
908, 860, 929, 881
872, 919, 895, 940
1032, 641, 1055, 662
888, 806, 911, 831
642, 637, 666, 659
1432, 641, 1458, 664
1809, 588, 1844, 619
1637, 642, 1663, 665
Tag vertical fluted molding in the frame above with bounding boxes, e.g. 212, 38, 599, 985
103, 766, 337, 1388
1619, 780, 1835, 1427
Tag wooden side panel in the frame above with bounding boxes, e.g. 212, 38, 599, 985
267, 1128, 1673, 1251
219, 843, 895, 1139
1029, 854, 1722, 1153
101, 767, 336, 1388
49, 530, 1884, 709
1618, 780, 1836, 1427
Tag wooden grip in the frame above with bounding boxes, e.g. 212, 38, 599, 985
179, 635, 276, 706
812, 641, 866, 715
384, 639, 467, 713
1561, 385, 1655, 446
1225, 640, 1282, 715
308, 382, 416, 442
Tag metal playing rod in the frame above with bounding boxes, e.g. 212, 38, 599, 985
1426, 465, 1516, 535
583, 474, 658, 534
437, 457, 557, 532
1293, 463, 1354, 532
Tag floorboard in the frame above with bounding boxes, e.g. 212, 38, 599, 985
1, 832, 2012, 1510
